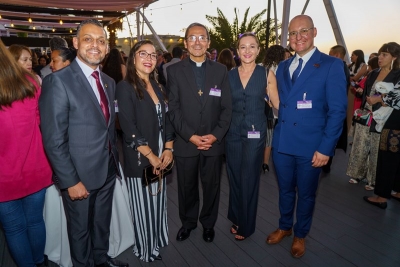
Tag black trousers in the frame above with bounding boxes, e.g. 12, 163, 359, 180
374, 150, 400, 199
175, 154, 223, 229
61, 156, 117, 267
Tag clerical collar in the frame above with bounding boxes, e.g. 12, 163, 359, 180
189, 57, 206, 67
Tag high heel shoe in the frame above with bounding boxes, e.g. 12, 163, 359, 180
262, 163, 269, 173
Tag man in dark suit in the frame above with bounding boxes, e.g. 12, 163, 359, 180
167, 22, 232, 243
266, 15, 347, 258
39, 19, 127, 267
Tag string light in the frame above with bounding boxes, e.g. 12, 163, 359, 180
33, 25, 36, 30
28, 14, 32, 23
0, 15, 2, 19
59, 16, 63, 25
52, 28, 55, 32
119, 18, 123, 22
70, 28, 72, 33
11, 21, 14, 27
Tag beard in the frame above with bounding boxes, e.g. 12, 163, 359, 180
77, 48, 104, 67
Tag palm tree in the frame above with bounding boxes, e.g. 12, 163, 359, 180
206, 7, 280, 63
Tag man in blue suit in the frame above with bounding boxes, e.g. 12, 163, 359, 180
266, 15, 347, 258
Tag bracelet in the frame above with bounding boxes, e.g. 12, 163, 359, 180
164, 148, 174, 152
143, 149, 152, 157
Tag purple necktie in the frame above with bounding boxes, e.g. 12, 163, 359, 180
91, 71, 110, 124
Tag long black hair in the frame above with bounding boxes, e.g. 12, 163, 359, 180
125, 40, 166, 101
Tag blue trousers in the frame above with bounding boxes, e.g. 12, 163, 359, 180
0, 188, 47, 267
272, 150, 321, 238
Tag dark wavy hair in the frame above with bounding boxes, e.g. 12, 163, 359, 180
125, 40, 166, 101
349, 49, 365, 74
102, 48, 124, 84
378, 42, 400, 70
53, 47, 76, 63
262, 45, 286, 69
217, 48, 236, 70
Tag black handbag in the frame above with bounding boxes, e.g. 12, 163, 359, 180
141, 161, 174, 195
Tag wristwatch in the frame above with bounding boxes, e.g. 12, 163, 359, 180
164, 148, 174, 152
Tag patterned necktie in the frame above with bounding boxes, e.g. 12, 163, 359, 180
91, 71, 110, 124
292, 58, 303, 84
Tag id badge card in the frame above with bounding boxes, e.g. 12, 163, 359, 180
248, 131, 260, 139
297, 100, 312, 109
209, 88, 221, 97
114, 100, 119, 112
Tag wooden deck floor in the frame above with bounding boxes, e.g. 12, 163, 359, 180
2, 148, 400, 267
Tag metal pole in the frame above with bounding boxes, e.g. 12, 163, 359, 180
266, 0, 272, 49
135, 7, 167, 51
280, 0, 291, 48
301, 0, 310, 15
273, 0, 279, 44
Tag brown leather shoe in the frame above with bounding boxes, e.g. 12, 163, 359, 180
266, 228, 292, 244
291, 237, 305, 258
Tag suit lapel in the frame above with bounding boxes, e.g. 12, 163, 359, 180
289, 49, 322, 98
70, 61, 107, 125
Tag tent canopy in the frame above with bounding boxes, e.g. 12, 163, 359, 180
0, 1, 157, 35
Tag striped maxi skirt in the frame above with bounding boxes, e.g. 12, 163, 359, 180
126, 176, 168, 262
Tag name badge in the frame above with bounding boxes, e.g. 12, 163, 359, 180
114, 100, 119, 112
297, 100, 312, 109
209, 88, 221, 97
248, 131, 260, 139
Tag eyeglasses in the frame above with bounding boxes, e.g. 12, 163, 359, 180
137, 50, 157, 60
288, 28, 314, 39
186, 35, 208, 42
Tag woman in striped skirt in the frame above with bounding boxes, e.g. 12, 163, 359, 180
116, 40, 175, 262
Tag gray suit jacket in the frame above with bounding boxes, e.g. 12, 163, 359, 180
39, 59, 118, 190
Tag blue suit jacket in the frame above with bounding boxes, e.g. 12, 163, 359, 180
272, 48, 347, 158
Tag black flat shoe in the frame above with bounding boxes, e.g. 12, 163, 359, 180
262, 163, 269, 173
363, 196, 387, 209
176, 226, 196, 241
154, 255, 162, 261
203, 228, 215, 243
234, 235, 246, 241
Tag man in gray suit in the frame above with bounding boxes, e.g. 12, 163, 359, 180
39, 19, 127, 267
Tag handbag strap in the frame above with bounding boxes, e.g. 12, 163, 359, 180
145, 160, 174, 196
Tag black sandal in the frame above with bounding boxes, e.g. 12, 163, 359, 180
230, 224, 238, 234
234, 234, 246, 241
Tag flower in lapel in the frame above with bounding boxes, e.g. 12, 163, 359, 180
313, 63, 320, 68
104, 83, 108, 88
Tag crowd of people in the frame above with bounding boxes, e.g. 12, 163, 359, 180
0, 14, 399, 267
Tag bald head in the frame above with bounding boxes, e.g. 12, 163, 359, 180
288, 15, 317, 57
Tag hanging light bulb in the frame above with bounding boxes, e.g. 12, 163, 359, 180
33, 25, 36, 30
59, 16, 63, 25
0, 15, 2, 19
52, 28, 55, 32
28, 13, 32, 23
69, 28, 72, 33
11, 21, 14, 27
119, 18, 123, 22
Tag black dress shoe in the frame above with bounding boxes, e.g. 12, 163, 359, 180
363, 196, 387, 209
154, 254, 162, 261
176, 226, 196, 241
97, 257, 129, 267
262, 163, 269, 173
203, 228, 215, 243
